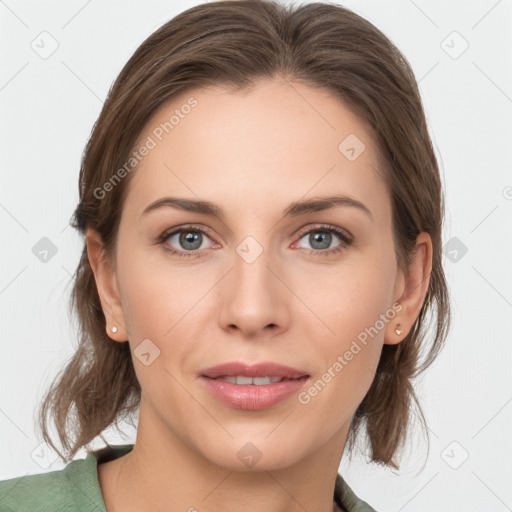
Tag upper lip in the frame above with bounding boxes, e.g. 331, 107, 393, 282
201, 362, 309, 379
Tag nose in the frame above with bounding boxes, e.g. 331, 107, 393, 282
217, 242, 290, 339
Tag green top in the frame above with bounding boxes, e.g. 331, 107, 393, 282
0, 444, 376, 512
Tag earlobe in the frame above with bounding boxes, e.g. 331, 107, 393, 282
384, 319, 405, 346
85, 228, 128, 342
384, 232, 433, 345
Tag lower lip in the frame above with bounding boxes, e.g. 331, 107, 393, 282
200, 376, 309, 411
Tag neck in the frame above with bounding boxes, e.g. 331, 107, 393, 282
98, 399, 348, 512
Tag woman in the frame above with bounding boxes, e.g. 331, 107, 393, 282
0, 1, 450, 511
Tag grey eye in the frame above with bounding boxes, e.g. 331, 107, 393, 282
166, 230, 210, 251
297, 230, 342, 251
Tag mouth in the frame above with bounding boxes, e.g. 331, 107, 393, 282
200, 361, 310, 380
205, 375, 305, 385
199, 362, 310, 410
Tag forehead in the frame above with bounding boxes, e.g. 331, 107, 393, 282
123, 78, 389, 220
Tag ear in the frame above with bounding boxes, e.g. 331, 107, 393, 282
85, 228, 128, 342
384, 231, 433, 345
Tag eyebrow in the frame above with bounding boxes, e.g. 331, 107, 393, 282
141, 195, 373, 221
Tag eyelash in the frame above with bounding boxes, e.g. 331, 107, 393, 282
157, 223, 353, 259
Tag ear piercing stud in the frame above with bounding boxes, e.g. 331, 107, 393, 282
111, 326, 118, 333
395, 326, 402, 336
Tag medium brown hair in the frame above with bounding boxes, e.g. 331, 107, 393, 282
38, 0, 450, 467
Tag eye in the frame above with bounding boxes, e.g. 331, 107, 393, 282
158, 224, 216, 258
293, 224, 352, 257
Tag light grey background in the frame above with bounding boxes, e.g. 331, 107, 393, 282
1, 1, 511, 511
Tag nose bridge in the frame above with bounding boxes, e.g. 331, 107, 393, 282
232, 233, 277, 298
217, 231, 288, 333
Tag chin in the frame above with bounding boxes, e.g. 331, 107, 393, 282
200, 435, 313, 473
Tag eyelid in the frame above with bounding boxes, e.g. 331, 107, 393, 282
293, 223, 353, 244
158, 223, 216, 242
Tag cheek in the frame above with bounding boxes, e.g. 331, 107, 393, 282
302, 248, 397, 344
116, 248, 215, 385
297, 285, 391, 426
117, 243, 194, 335
120, 275, 171, 339
297, 252, 397, 410
116, 255, 197, 403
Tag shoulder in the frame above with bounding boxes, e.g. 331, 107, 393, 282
0, 455, 104, 512
0, 461, 79, 512
0, 444, 133, 512
335, 473, 378, 512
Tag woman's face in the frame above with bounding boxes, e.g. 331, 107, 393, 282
93, 78, 410, 471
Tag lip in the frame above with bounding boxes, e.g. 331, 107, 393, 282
200, 375, 310, 410
200, 361, 309, 379
199, 362, 310, 411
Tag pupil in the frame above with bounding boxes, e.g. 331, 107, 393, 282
311, 231, 331, 250
180, 231, 201, 250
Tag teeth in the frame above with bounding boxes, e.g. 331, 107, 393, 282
214, 376, 284, 385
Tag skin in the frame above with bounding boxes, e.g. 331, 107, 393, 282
87, 77, 432, 512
